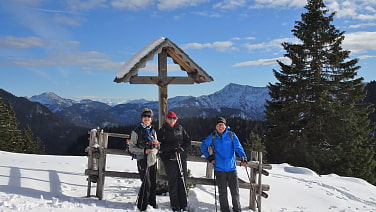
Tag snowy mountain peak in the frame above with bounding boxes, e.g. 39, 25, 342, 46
28, 92, 78, 113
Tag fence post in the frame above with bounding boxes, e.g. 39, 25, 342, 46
96, 131, 106, 200
88, 129, 99, 170
257, 152, 263, 212
249, 151, 258, 211
205, 162, 213, 178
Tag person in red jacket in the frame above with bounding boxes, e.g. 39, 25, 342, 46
157, 111, 191, 212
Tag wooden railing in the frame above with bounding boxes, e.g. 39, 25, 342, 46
85, 128, 271, 211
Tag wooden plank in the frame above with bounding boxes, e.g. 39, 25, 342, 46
84, 169, 270, 191
90, 148, 272, 170
105, 132, 130, 139
166, 47, 193, 73
129, 76, 195, 85
106, 149, 128, 155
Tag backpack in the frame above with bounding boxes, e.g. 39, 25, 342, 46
129, 125, 156, 160
210, 130, 235, 155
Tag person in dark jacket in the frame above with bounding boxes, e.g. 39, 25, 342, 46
200, 117, 248, 212
157, 111, 191, 212
129, 108, 160, 211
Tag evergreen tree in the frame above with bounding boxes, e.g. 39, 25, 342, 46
264, 0, 375, 183
0, 97, 45, 154
21, 125, 46, 154
0, 98, 23, 152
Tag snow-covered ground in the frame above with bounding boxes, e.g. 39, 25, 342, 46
0, 150, 375, 212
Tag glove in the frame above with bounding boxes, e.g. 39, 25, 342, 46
241, 157, 248, 167
207, 154, 215, 162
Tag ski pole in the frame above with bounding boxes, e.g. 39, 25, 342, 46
214, 173, 217, 212
176, 152, 188, 197
135, 166, 149, 207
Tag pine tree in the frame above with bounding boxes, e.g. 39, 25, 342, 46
264, 0, 376, 183
0, 97, 23, 152
21, 125, 46, 154
0, 97, 45, 154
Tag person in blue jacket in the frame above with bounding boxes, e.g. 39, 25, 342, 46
200, 117, 248, 212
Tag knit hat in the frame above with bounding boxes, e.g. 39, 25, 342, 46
141, 108, 153, 118
166, 111, 177, 119
217, 117, 226, 125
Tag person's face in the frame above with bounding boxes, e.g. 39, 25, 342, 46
142, 114, 152, 126
216, 122, 226, 133
166, 116, 177, 127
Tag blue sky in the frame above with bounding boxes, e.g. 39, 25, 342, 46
1, 0, 375, 103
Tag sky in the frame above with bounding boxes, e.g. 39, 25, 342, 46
0, 150, 375, 211
0, 0, 376, 103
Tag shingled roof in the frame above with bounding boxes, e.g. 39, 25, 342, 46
114, 37, 213, 84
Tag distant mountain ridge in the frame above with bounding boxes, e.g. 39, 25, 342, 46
29, 92, 78, 113
28, 83, 270, 128
0, 89, 87, 155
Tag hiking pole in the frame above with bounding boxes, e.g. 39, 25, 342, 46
135, 166, 149, 207
176, 152, 188, 197
214, 173, 218, 212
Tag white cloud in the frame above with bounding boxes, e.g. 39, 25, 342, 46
251, 0, 305, 9
67, 0, 107, 11
181, 40, 235, 52
12, 0, 43, 6
0, 36, 46, 49
111, 0, 154, 10
358, 55, 376, 60
326, 0, 376, 20
157, 0, 209, 10
349, 23, 376, 29
53, 14, 85, 26
213, 0, 248, 10
232, 57, 289, 67
244, 37, 298, 51
5, 51, 113, 68
343, 31, 376, 54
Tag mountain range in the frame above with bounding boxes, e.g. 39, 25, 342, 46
28, 83, 270, 128
2, 82, 376, 155
0, 89, 87, 155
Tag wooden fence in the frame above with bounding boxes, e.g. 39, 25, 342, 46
84, 128, 271, 211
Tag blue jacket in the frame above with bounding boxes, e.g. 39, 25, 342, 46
200, 127, 247, 172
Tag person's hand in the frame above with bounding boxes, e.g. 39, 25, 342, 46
208, 154, 215, 164
241, 157, 248, 167
145, 148, 153, 154
151, 139, 160, 147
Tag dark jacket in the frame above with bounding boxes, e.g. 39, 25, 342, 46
157, 122, 191, 160
129, 123, 158, 160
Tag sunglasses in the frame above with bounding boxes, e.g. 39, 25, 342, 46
142, 115, 152, 118
167, 117, 177, 120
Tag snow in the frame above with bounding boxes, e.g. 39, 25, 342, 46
116, 37, 166, 79
0, 150, 375, 212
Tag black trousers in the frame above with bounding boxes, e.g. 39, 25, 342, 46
214, 170, 241, 212
162, 153, 188, 210
137, 158, 157, 211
